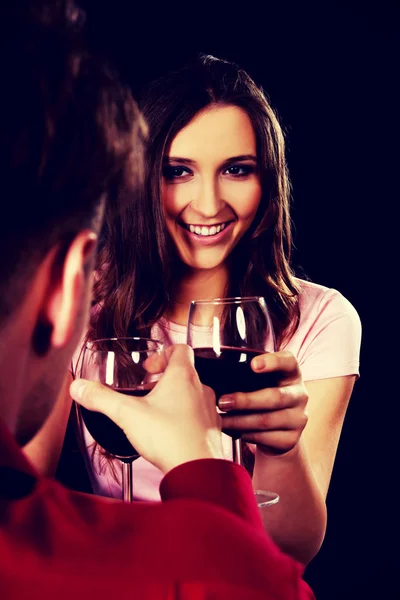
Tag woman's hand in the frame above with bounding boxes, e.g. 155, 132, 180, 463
219, 351, 308, 456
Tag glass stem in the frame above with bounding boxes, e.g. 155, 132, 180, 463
121, 459, 133, 503
232, 438, 243, 465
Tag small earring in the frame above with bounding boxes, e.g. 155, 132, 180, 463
32, 320, 53, 357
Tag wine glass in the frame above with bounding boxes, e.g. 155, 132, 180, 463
187, 296, 279, 508
73, 337, 163, 503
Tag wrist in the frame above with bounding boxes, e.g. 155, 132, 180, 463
160, 439, 225, 474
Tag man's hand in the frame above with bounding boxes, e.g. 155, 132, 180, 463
70, 344, 224, 473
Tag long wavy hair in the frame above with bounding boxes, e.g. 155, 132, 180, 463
88, 53, 301, 350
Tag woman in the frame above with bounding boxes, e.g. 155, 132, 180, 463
28, 54, 361, 565
82, 54, 361, 564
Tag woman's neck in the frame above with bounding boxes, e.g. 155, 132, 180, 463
166, 265, 229, 326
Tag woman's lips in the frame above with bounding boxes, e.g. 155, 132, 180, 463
179, 220, 235, 246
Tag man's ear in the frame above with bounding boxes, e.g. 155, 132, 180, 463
45, 230, 98, 349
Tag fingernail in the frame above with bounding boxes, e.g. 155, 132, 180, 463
218, 396, 235, 410
252, 357, 264, 371
70, 379, 86, 400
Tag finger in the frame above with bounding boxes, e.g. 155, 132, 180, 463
144, 343, 196, 380
218, 383, 308, 412
221, 407, 308, 433
162, 343, 195, 369
203, 384, 217, 406
159, 344, 198, 385
251, 351, 301, 380
143, 349, 169, 374
70, 378, 142, 427
238, 430, 300, 454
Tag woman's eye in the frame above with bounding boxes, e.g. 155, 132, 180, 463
223, 164, 254, 177
162, 165, 191, 180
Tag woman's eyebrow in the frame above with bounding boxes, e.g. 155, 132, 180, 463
163, 154, 257, 166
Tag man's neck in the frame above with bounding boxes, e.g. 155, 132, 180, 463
0, 282, 47, 443
167, 265, 229, 326
0, 317, 30, 437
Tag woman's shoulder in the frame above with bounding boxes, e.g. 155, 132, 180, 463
288, 278, 361, 379
295, 277, 333, 300
294, 277, 361, 325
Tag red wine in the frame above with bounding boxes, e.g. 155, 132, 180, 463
194, 347, 277, 402
80, 387, 152, 459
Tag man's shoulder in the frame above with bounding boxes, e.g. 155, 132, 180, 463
0, 474, 312, 598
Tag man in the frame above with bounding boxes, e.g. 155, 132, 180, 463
0, 2, 314, 598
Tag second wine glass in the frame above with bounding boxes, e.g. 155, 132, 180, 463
74, 337, 164, 503
187, 296, 279, 508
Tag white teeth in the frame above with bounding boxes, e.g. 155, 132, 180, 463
186, 222, 229, 236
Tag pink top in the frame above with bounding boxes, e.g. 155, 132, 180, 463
75, 279, 362, 500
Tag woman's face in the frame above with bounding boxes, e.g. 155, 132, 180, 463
162, 105, 262, 272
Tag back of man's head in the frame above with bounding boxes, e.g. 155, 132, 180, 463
0, 0, 145, 326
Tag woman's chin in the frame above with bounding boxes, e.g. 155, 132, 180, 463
183, 258, 227, 273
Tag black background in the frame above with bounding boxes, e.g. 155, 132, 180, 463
80, 2, 397, 598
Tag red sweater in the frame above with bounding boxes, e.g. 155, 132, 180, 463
0, 420, 314, 599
